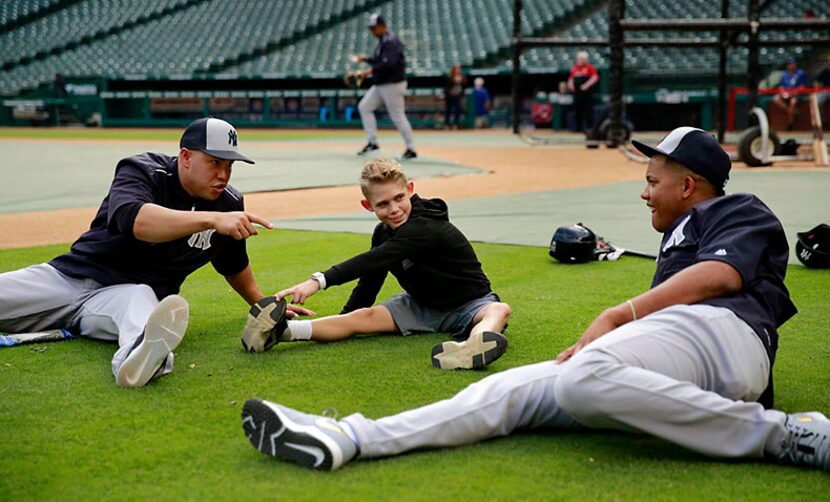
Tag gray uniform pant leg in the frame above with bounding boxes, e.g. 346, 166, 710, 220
78, 282, 170, 378
555, 304, 787, 458
0, 264, 171, 380
0, 263, 88, 332
358, 85, 383, 145
358, 82, 415, 150
342, 304, 787, 460
341, 361, 582, 458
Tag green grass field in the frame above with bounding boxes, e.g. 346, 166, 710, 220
2, 229, 829, 500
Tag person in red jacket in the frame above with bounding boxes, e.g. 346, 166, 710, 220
567, 51, 599, 137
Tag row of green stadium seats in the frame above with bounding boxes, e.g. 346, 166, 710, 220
228, 0, 588, 77
506, 44, 810, 75
1, 0, 190, 65
0, 0, 61, 27
2, 0, 583, 90
0, 0, 379, 95
2, 0, 824, 97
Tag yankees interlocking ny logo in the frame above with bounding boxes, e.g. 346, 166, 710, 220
188, 229, 215, 250
228, 129, 238, 146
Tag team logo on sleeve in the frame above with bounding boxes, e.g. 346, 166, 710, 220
188, 229, 215, 250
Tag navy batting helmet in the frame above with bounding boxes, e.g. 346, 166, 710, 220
550, 224, 596, 264
796, 224, 830, 269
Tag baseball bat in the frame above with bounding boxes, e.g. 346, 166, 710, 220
621, 248, 657, 260
809, 93, 829, 166
0, 329, 75, 348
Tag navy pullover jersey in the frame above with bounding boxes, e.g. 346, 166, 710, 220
652, 194, 797, 406
370, 31, 406, 84
50, 153, 249, 299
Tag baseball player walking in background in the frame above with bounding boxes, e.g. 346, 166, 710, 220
240, 127, 830, 473
353, 13, 417, 160
0, 118, 307, 387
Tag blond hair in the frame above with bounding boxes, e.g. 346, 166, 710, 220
359, 157, 408, 197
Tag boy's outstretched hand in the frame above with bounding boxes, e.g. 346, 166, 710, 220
277, 279, 321, 305
285, 304, 315, 319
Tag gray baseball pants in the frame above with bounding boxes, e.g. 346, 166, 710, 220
358, 81, 415, 150
0, 264, 174, 379
341, 304, 789, 459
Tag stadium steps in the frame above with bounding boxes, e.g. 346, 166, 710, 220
0, 0, 207, 71
0, 0, 80, 34
199, 0, 390, 76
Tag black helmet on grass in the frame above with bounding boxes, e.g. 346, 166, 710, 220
550, 224, 597, 264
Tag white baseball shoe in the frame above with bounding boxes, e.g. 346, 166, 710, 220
242, 399, 358, 471
778, 412, 830, 472
115, 295, 189, 387
431, 331, 508, 370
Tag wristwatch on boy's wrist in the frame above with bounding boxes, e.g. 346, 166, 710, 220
310, 272, 326, 290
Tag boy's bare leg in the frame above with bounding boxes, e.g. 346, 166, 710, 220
301, 306, 398, 342
468, 302, 511, 337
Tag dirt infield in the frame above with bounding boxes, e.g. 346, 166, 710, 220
0, 131, 798, 250
0, 141, 647, 249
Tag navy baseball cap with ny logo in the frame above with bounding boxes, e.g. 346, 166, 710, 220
180, 117, 255, 164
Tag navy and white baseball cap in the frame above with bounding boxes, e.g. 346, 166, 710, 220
180, 117, 254, 164
368, 13, 385, 27
632, 127, 730, 194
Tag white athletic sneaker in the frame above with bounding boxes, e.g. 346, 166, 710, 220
778, 412, 830, 472
115, 295, 189, 387
242, 399, 358, 471
431, 331, 508, 370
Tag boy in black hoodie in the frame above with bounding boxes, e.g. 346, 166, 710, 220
248, 157, 510, 370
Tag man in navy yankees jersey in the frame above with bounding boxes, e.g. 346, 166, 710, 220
0, 118, 308, 387
241, 127, 830, 473
353, 13, 417, 160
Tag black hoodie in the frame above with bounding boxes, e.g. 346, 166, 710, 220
323, 194, 492, 313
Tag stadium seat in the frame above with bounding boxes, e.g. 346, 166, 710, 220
0, 0, 826, 97
0, 0, 382, 95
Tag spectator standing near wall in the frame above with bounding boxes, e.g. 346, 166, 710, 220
444, 64, 466, 129
472, 78, 492, 129
567, 51, 599, 138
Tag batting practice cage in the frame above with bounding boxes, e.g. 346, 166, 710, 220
510, 0, 830, 166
